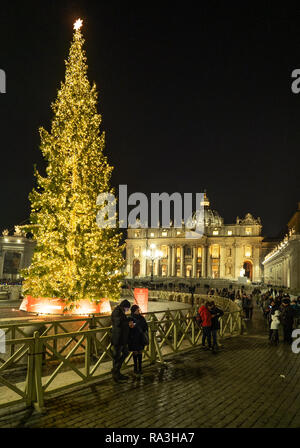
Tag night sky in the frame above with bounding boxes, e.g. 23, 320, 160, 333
1, 1, 300, 238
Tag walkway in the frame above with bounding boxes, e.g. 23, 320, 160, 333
1, 301, 300, 428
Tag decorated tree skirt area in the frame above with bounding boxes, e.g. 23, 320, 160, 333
19, 296, 112, 316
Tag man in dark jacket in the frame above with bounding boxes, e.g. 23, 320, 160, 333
111, 299, 133, 382
281, 299, 296, 344
210, 301, 224, 352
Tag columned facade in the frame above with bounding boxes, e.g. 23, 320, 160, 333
125, 193, 264, 283
263, 203, 300, 291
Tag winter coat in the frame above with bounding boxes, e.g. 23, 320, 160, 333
247, 297, 253, 309
210, 306, 224, 330
270, 312, 281, 330
128, 313, 148, 351
199, 305, 212, 327
111, 305, 130, 346
281, 306, 295, 328
242, 297, 248, 309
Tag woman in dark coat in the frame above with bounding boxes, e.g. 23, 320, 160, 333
128, 305, 148, 375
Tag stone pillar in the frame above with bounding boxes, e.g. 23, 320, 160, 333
155, 259, 160, 277
171, 245, 176, 277
0, 250, 4, 278
180, 246, 185, 277
220, 246, 225, 278
128, 247, 133, 278
202, 245, 207, 278
168, 246, 172, 277
141, 245, 147, 277
232, 242, 237, 279
192, 246, 197, 278
207, 247, 212, 277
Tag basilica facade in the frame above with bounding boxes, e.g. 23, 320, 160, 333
125, 193, 266, 283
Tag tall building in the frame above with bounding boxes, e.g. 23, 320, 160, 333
263, 203, 300, 291
125, 193, 264, 282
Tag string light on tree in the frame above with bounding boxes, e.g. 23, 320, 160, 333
20, 18, 125, 312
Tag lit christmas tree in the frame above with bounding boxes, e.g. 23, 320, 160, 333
21, 19, 125, 310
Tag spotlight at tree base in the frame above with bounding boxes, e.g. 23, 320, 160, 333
19, 296, 112, 316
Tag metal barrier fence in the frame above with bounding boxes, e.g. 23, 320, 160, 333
0, 303, 244, 413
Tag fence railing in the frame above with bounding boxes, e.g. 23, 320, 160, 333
0, 303, 244, 413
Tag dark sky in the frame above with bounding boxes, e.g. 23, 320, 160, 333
0, 1, 300, 238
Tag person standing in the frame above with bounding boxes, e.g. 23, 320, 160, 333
128, 305, 148, 375
270, 310, 281, 345
199, 301, 213, 350
210, 301, 224, 352
281, 299, 296, 344
242, 294, 249, 319
111, 299, 133, 382
247, 294, 254, 320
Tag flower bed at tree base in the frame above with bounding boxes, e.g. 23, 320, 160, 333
19, 296, 112, 315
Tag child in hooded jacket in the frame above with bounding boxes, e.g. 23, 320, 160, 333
270, 310, 280, 345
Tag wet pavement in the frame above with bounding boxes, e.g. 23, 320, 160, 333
1, 301, 300, 428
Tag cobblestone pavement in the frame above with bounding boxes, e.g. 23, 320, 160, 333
1, 302, 300, 428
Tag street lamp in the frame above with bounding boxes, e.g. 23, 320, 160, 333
143, 243, 163, 282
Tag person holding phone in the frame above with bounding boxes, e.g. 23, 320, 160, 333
128, 305, 149, 375
111, 299, 133, 382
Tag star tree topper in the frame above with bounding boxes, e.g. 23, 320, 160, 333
73, 18, 83, 31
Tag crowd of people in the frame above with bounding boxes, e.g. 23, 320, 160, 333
110, 298, 225, 382
0, 278, 23, 286
110, 286, 300, 382
258, 289, 300, 345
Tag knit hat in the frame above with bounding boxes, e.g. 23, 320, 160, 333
119, 300, 131, 309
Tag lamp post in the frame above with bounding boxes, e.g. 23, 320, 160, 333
143, 243, 163, 283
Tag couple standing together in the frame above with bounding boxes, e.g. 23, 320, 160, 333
110, 300, 148, 382
197, 300, 224, 352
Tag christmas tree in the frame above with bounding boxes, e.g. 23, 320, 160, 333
22, 19, 125, 308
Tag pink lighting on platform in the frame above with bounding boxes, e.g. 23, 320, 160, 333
19, 296, 112, 316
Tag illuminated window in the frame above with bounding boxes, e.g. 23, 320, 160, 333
176, 247, 181, 258
228, 230, 232, 236
245, 246, 252, 257
162, 230, 168, 237
213, 230, 219, 235
176, 268, 181, 277
161, 245, 168, 257
197, 247, 202, 258
134, 247, 140, 258
134, 231, 140, 238
176, 230, 181, 235
150, 232, 155, 237
210, 244, 220, 258
245, 227, 252, 235
186, 265, 192, 277
161, 265, 167, 276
